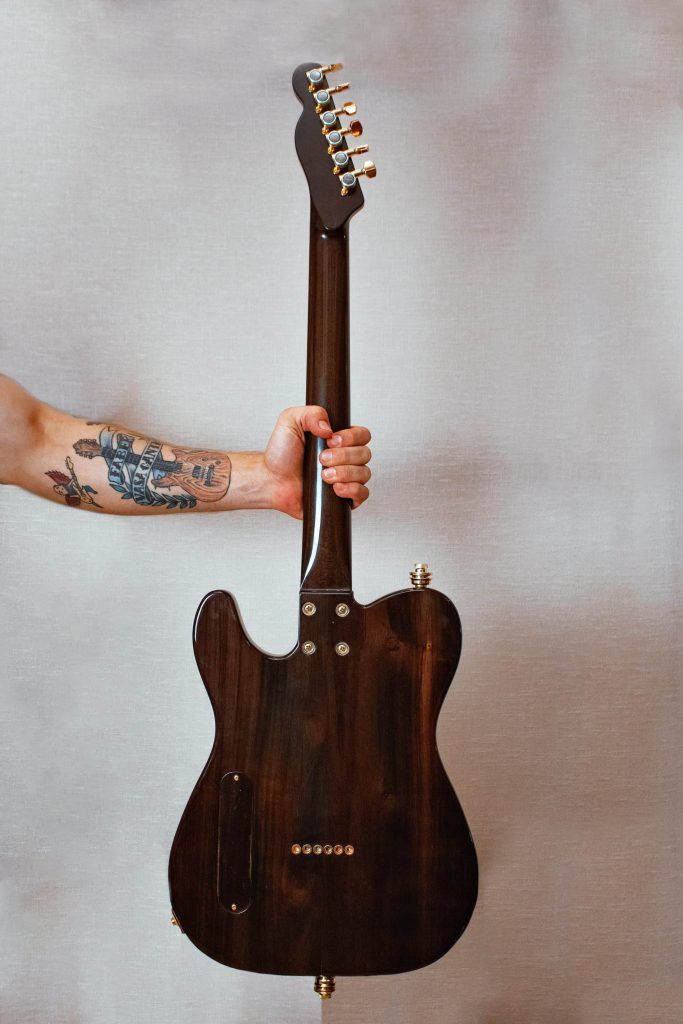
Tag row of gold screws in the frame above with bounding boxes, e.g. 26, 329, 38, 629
307, 62, 376, 196
302, 639, 350, 656
292, 843, 355, 856
230, 773, 243, 911
302, 599, 350, 655
302, 601, 350, 617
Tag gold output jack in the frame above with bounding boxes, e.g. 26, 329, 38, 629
410, 563, 432, 588
314, 975, 336, 999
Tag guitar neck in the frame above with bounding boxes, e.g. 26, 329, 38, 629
300, 204, 352, 593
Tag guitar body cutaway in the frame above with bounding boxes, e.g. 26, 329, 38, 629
168, 587, 477, 977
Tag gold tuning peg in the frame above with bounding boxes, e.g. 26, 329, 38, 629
307, 63, 344, 90
326, 121, 363, 151
331, 144, 369, 174
356, 157, 376, 178
325, 121, 362, 150
314, 83, 350, 113
320, 102, 357, 134
340, 160, 377, 195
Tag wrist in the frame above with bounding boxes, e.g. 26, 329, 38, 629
225, 451, 277, 511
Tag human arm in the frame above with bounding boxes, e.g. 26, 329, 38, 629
0, 374, 372, 518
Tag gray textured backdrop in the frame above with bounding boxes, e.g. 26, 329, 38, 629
1, 2, 681, 1022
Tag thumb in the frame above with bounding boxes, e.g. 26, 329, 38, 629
278, 405, 333, 440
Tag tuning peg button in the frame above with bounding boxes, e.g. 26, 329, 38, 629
331, 145, 369, 173
307, 63, 343, 90
326, 121, 363, 151
314, 83, 350, 112
340, 160, 377, 195
320, 102, 357, 133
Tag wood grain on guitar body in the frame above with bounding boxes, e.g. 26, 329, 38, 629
168, 61, 477, 1000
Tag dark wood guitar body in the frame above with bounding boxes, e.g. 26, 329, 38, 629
169, 587, 476, 976
169, 61, 477, 990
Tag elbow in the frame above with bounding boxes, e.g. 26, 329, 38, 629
0, 374, 44, 485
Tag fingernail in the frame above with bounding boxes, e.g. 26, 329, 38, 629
318, 419, 331, 433
322, 467, 336, 480
329, 435, 342, 447
320, 451, 332, 463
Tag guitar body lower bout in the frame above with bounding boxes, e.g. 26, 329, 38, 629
168, 587, 478, 977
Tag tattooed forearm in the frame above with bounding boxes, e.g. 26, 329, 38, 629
72, 426, 232, 510
2, 375, 371, 518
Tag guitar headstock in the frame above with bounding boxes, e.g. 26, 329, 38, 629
293, 62, 376, 231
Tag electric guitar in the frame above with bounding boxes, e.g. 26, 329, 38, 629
168, 61, 477, 999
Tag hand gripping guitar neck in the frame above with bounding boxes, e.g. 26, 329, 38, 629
168, 61, 477, 1001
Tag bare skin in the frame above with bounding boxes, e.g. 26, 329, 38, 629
0, 374, 372, 518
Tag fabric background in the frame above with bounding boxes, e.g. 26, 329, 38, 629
1, 2, 680, 1022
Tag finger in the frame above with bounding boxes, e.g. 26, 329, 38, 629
322, 464, 371, 485
278, 405, 333, 439
319, 444, 371, 468
332, 482, 369, 507
327, 425, 371, 448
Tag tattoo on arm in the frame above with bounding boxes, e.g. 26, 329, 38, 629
71, 425, 232, 510
45, 458, 102, 508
